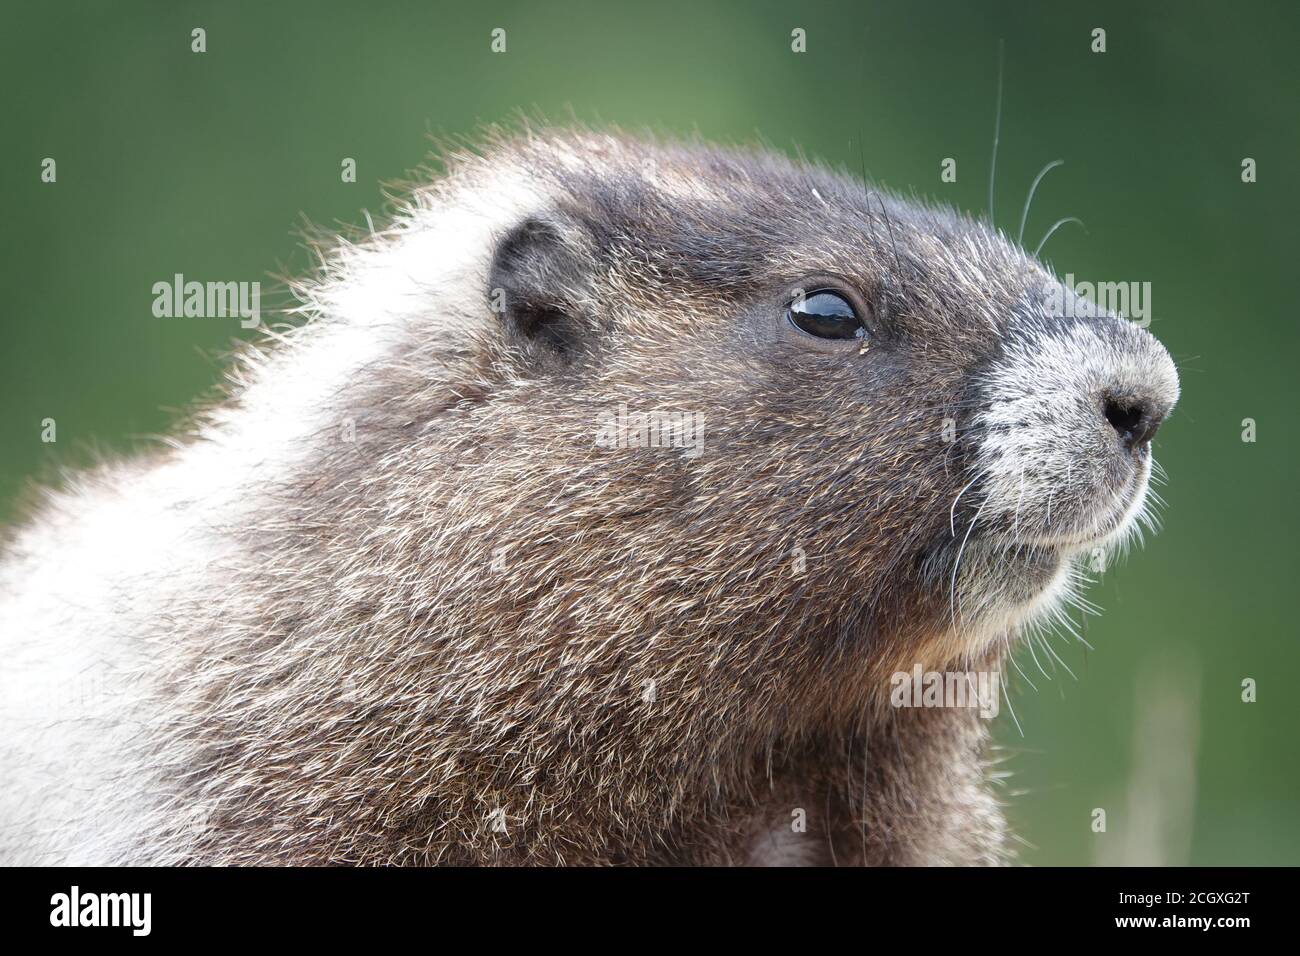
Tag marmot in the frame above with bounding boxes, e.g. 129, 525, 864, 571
0, 127, 1178, 865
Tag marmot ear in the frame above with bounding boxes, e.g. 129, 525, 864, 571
488, 215, 594, 355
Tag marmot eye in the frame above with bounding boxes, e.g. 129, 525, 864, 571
787, 290, 864, 341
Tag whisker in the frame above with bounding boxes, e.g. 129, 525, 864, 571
949, 471, 985, 538
1023, 625, 1051, 681
949, 498, 988, 635
1034, 216, 1086, 258
988, 39, 1005, 232
864, 189, 907, 297
1007, 637, 1039, 693
1000, 662, 1024, 738
1017, 159, 1064, 246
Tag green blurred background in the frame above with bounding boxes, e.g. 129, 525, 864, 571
2, 1, 1296, 864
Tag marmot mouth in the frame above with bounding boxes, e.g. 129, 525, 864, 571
921, 533, 1065, 599
916, 534, 1071, 641
945, 481, 1150, 625
965, 454, 1154, 559
994, 474, 1151, 556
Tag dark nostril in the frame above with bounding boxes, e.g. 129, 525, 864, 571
1103, 394, 1161, 450
1104, 397, 1143, 434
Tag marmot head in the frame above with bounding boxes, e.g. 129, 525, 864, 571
389, 130, 1179, 690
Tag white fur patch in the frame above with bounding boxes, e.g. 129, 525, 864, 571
0, 161, 554, 863
974, 317, 1178, 549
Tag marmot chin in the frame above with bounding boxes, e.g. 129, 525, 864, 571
0, 127, 1178, 865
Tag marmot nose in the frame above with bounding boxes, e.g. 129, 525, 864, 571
1102, 392, 1163, 450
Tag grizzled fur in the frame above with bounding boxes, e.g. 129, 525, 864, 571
0, 127, 1176, 864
